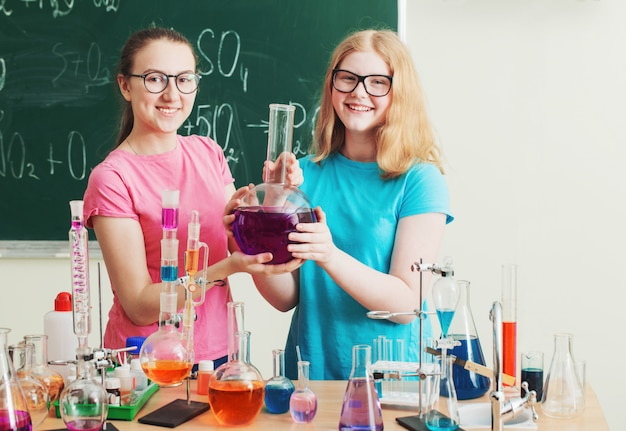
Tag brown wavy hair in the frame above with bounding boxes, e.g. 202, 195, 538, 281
312, 29, 443, 177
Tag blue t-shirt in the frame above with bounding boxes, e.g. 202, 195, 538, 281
284, 153, 454, 380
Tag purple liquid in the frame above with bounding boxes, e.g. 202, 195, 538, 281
162, 207, 179, 230
232, 206, 316, 264
65, 419, 103, 431
0, 410, 32, 431
289, 391, 317, 423
440, 336, 490, 400
339, 379, 383, 431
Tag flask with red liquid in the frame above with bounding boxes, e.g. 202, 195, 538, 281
208, 302, 264, 426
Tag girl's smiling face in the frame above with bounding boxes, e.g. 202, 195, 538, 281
120, 39, 197, 136
331, 50, 392, 140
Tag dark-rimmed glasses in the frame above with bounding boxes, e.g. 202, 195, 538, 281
332, 69, 393, 97
129, 71, 201, 94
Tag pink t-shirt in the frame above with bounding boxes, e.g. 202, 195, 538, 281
83, 135, 234, 362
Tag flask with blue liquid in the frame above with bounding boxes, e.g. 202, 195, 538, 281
440, 280, 490, 400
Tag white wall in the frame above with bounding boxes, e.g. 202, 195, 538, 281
1, 1, 622, 430
404, 1, 624, 430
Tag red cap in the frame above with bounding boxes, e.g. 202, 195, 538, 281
54, 292, 72, 311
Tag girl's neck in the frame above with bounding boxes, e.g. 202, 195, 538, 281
124, 133, 177, 155
341, 132, 377, 162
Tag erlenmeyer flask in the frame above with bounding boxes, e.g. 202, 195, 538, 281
232, 103, 316, 264
0, 328, 32, 431
264, 349, 294, 414
541, 332, 584, 418
23, 334, 65, 404
58, 347, 108, 431
8, 342, 49, 429
426, 355, 460, 431
441, 280, 490, 400
338, 345, 383, 431
208, 331, 265, 426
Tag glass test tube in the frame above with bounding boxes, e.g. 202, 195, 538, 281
501, 263, 517, 385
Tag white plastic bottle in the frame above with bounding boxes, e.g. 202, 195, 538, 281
44, 291, 78, 383
114, 364, 135, 406
130, 358, 148, 392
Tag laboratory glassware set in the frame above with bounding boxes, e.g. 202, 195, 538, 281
0, 104, 584, 431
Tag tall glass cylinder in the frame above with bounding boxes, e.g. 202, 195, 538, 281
501, 264, 517, 386
0, 328, 32, 431
69, 200, 90, 349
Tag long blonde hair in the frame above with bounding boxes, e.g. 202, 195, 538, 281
312, 29, 443, 177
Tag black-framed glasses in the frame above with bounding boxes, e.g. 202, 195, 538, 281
129, 71, 201, 94
332, 69, 393, 97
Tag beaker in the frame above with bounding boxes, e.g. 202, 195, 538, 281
289, 360, 317, 423
0, 328, 32, 431
521, 351, 544, 400
441, 280, 490, 400
338, 345, 383, 431
9, 342, 49, 429
23, 334, 65, 404
58, 347, 108, 431
208, 331, 265, 426
232, 103, 316, 264
264, 349, 294, 414
425, 355, 460, 431
541, 332, 584, 418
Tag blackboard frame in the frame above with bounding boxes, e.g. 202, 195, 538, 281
0, 0, 399, 256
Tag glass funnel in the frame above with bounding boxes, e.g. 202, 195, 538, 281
232, 103, 316, 264
8, 342, 49, 429
0, 328, 32, 431
431, 261, 460, 339
440, 280, 490, 400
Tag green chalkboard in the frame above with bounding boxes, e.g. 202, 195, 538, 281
0, 0, 397, 241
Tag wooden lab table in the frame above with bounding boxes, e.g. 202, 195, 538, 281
42, 380, 608, 431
